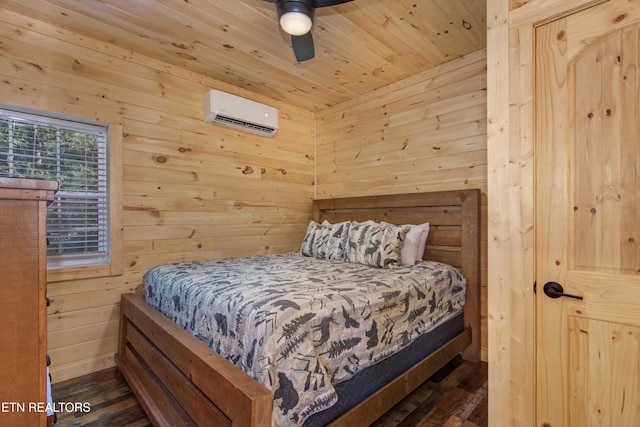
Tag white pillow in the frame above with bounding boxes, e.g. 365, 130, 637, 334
415, 223, 430, 262
381, 222, 430, 266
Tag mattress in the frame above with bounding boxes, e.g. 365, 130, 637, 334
303, 311, 464, 426
143, 252, 466, 427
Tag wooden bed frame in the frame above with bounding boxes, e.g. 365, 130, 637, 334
117, 189, 481, 427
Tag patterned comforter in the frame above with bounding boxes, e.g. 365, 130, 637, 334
143, 252, 466, 427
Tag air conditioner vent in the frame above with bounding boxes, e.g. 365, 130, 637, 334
203, 90, 279, 137
212, 114, 277, 136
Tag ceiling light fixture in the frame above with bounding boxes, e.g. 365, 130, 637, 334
277, 1, 314, 36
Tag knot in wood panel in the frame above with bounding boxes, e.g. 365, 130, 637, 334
614, 13, 627, 23
176, 52, 197, 60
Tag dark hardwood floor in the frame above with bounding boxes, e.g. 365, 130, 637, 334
51, 356, 487, 427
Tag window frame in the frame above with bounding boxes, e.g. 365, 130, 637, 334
0, 104, 122, 281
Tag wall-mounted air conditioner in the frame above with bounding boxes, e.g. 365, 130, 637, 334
203, 90, 279, 137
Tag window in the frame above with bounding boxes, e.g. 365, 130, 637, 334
0, 107, 110, 270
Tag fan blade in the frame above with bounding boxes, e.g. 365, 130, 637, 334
313, 0, 352, 7
291, 32, 315, 61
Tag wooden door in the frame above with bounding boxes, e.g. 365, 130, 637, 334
535, 1, 640, 426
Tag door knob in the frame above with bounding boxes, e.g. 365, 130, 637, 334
543, 282, 583, 300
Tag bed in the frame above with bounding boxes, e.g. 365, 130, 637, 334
116, 189, 481, 427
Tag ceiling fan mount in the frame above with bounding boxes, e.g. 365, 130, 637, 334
264, 0, 353, 62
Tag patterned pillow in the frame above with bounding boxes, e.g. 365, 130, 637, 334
300, 220, 351, 259
343, 222, 410, 268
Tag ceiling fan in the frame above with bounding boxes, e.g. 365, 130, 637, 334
264, 0, 353, 62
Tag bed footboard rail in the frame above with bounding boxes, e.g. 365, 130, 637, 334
117, 293, 272, 427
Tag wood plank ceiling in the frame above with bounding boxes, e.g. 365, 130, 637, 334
0, 0, 487, 112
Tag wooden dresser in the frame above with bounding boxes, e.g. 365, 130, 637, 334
0, 178, 58, 426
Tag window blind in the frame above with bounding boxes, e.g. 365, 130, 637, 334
0, 108, 109, 268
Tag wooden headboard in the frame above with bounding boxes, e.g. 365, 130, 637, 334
313, 189, 481, 361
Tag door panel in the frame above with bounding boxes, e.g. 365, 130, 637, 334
572, 23, 639, 274
569, 316, 640, 427
535, 0, 640, 425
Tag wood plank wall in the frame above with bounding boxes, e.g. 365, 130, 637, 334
0, 7, 488, 382
0, 8, 315, 383
315, 49, 488, 361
